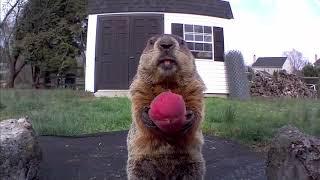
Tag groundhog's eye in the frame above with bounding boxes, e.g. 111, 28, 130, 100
149, 38, 155, 45
179, 39, 185, 46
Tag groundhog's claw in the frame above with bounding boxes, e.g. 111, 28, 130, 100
141, 106, 157, 128
181, 110, 195, 134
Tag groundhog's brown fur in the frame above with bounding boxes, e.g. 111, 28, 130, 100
127, 34, 206, 180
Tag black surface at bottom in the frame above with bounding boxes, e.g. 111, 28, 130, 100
38, 131, 266, 180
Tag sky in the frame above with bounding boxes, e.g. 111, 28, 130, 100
1, 0, 319, 65
225, 0, 320, 65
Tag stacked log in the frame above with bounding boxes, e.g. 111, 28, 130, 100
250, 70, 317, 98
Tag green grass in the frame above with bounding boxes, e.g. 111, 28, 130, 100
203, 97, 320, 144
1, 89, 319, 145
0, 89, 131, 136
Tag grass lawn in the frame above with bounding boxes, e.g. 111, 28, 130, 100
1, 89, 319, 145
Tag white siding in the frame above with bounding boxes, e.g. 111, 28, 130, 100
195, 61, 228, 94
252, 67, 282, 74
164, 13, 231, 94
85, 12, 231, 94
85, 15, 97, 92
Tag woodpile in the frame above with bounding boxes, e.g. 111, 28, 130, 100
250, 70, 317, 98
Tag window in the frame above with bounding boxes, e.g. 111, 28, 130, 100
171, 23, 224, 61
183, 24, 213, 59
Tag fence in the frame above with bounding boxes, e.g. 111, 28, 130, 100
302, 77, 320, 85
0, 64, 85, 89
302, 77, 320, 94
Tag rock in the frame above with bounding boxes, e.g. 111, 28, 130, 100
266, 125, 320, 180
249, 70, 317, 98
0, 117, 42, 180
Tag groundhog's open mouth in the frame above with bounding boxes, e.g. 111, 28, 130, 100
157, 58, 177, 71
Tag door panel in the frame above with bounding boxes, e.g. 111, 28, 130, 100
96, 16, 130, 90
128, 15, 164, 83
95, 14, 163, 91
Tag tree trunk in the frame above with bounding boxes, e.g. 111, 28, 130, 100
6, 58, 26, 88
7, 63, 15, 88
4, 36, 25, 88
31, 65, 41, 88
6, 57, 18, 88
81, 51, 86, 75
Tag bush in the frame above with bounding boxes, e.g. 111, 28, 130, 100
302, 64, 320, 77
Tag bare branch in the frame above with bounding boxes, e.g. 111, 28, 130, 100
283, 49, 308, 73
0, 0, 21, 29
14, 61, 26, 77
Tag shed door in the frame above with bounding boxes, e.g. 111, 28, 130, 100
95, 15, 164, 91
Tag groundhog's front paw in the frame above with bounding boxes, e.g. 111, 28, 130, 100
141, 107, 196, 138
181, 109, 196, 134
141, 106, 158, 129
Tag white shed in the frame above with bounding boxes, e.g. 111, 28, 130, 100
85, 0, 234, 96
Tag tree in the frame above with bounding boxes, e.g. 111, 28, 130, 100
302, 64, 320, 77
283, 49, 308, 74
15, 0, 87, 87
0, 0, 27, 88
0, 0, 22, 29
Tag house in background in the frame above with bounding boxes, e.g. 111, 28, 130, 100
251, 57, 293, 74
85, 0, 234, 96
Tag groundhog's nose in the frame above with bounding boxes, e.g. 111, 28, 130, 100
158, 39, 175, 50
160, 43, 173, 49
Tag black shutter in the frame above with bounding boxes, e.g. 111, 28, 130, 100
213, 27, 224, 62
171, 23, 183, 38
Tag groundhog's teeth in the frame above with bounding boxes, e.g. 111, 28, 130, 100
164, 60, 171, 65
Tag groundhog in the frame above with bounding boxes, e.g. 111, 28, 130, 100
127, 34, 206, 180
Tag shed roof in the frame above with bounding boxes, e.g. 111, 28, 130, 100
87, 0, 234, 19
252, 57, 288, 68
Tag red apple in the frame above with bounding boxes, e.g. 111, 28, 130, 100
148, 91, 186, 134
